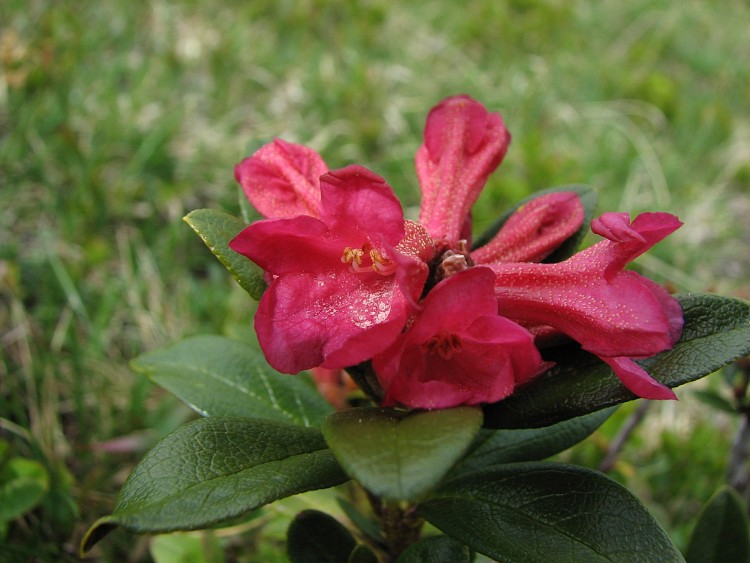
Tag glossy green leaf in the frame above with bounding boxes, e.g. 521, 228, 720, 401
287, 510, 357, 563
81, 417, 348, 553
485, 293, 750, 428
0, 457, 50, 522
322, 407, 483, 502
473, 185, 598, 263
685, 487, 750, 563
421, 462, 683, 563
131, 335, 333, 427
183, 208, 265, 300
395, 535, 472, 563
451, 407, 615, 478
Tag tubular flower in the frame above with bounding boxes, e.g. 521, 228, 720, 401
230, 165, 435, 374
489, 212, 684, 400
472, 191, 585, 264
416, 95, 510, 246
372, 268, 543, 409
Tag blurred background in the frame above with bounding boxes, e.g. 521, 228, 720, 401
1, 0, 749, 560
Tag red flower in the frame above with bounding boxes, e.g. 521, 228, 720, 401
372, 268, 543, 409
230, 94, 684, 406
416, 95, 510, 246
489, 212, 684, 400
230, 165, 435, 374
472, 191, 585, 264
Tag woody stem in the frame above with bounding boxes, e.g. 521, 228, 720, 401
368, 492, 424, 561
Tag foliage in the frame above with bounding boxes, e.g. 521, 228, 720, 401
81, 294, 750, 559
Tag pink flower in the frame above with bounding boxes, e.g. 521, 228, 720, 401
234, 138, 327, 219
416, 95, 511, 246
230, 165, 435, 374
230, 94, 684, 407
372, 267, 544, 409
489, 212, 684, 400
472, 191, 585, 264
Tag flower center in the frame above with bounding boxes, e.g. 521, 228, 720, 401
341, 243, 396, 276
421, 239, 474, 297
420, 332, 463, 360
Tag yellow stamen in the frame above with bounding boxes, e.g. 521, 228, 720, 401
341, 244, 395, 276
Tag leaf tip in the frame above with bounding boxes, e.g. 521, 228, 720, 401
80, 516, 119, 556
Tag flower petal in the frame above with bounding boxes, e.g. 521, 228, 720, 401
491, 212, 683, 360
600, 356, 677, 400
229, 215, 337, 275
472, 191, 585, 264
235, 139, 327, 218
319, 165, 405, 247
256, 270, 410, 373
373, 268, 543, 409
589, 212, 683, 279
416, 95, 510, 245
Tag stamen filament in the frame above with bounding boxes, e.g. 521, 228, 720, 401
341, 244, 395, 276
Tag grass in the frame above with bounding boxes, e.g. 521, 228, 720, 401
1, 0, 749, 560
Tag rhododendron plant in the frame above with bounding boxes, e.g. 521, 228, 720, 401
230, 94, 683, 408
84, 94, 750, 563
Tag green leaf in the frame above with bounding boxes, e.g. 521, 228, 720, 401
131, 335, 333, 427
81, 417, 348, 553
420, 462, 683, 563
322, 407, 483, 502
287, 510, 357, 563
685, 487, 750, 563
183, 208, 265, 300
0, 457, 50, 523
451, 407, 615, 478
473, 185, 598, 262
396, 535, 472, 563
484, 293, 750, 428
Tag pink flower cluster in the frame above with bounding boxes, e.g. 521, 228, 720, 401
230, 95, 683, 409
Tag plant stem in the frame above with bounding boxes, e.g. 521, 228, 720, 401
367, 492, 424, 561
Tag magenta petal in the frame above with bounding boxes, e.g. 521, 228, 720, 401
587, 212, 683, 279
319, 165, 405, 246
472, 191, 585, 264
600, 356, 677, 400
373, 268, 543, 409
416, 95, 511, 245
235, 139, 327, 218
407, 268, 500, 339
256, 270, 410, 374
229, 216, 338, 275
491, 212, 683, 359
492, 262, 679, 357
